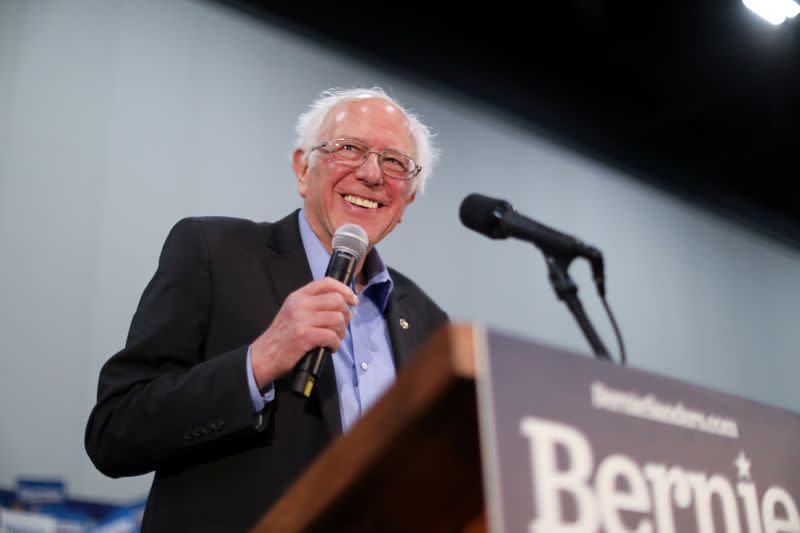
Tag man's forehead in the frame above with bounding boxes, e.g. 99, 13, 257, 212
322, 98, 413, 138
334, 98, 401, 117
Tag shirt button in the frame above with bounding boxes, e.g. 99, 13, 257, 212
360, 361, 369, 371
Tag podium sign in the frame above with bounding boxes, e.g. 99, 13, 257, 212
475, 330, 800, 533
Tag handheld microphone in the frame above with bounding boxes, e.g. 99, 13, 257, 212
291, 224, 369, 398
459, 193, 606, 295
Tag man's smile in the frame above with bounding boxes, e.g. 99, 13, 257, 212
342, 193, 383, 209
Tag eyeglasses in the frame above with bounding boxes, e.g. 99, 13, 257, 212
310, 138, 421, 180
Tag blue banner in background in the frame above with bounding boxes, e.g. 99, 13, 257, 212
15, 479, 66, 506
0, 479, 145, 533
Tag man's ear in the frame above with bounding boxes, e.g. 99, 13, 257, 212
292, 148, 309, 197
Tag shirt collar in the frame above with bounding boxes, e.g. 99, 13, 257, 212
298, 209, 393, 312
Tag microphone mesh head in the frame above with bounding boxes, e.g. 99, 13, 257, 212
459, 193, 511, 239
331, 224, 369, 259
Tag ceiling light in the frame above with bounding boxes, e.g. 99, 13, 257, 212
743, 0, 800, 24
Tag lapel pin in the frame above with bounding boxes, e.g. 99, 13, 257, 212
399, 318, 409, 330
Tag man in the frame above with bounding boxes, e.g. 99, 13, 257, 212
85, 87, 448, 532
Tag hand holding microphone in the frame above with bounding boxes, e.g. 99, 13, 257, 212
249, 224, 369, 398
291, 224, 369, 396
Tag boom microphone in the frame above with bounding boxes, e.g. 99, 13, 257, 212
459, 193, 606, 294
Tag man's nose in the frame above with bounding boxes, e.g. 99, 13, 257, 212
354, 152, 384, 185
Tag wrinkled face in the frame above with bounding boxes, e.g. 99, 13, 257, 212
293, 98, 417, 253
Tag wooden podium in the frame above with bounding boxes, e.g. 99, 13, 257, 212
251, 323, 800, 532
251, 323, 486, 533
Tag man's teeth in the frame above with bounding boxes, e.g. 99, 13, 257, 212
344, 194, 379, 209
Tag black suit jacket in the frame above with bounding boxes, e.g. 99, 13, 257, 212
85, 211, 447, 532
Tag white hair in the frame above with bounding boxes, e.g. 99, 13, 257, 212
294, 87, 439, 194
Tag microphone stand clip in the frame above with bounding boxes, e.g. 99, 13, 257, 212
544, 253, 611, 361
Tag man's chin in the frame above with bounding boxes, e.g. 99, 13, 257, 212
330, 203, 403, 248
338, 219, 385, 249
332, 209, 378, 233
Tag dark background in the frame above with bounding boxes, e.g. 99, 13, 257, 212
216, 1, 798, 249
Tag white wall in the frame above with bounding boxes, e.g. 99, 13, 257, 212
1, 0, 798, 502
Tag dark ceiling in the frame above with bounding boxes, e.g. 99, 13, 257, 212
217, 1, 799, 249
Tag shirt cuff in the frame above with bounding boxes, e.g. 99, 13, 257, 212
246, 345, 275, 412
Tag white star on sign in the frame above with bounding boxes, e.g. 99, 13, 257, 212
734, 451, 752, 480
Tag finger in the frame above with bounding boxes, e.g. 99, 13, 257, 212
302, 327, 343, 353
282, 290, 349, 322
302, 292, 354, 316
308, 310, 348, 339
302, 278, 358, 306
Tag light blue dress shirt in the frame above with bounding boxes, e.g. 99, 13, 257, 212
247, 210, 397, 432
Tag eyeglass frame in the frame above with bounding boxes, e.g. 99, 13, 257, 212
309, 138, 422, 180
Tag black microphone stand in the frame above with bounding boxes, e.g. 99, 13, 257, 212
545, 254, 611, 360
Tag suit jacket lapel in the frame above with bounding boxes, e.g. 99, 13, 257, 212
262, 211, 312, 304
262, 210, 343, 436
385, 283, 414, 371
